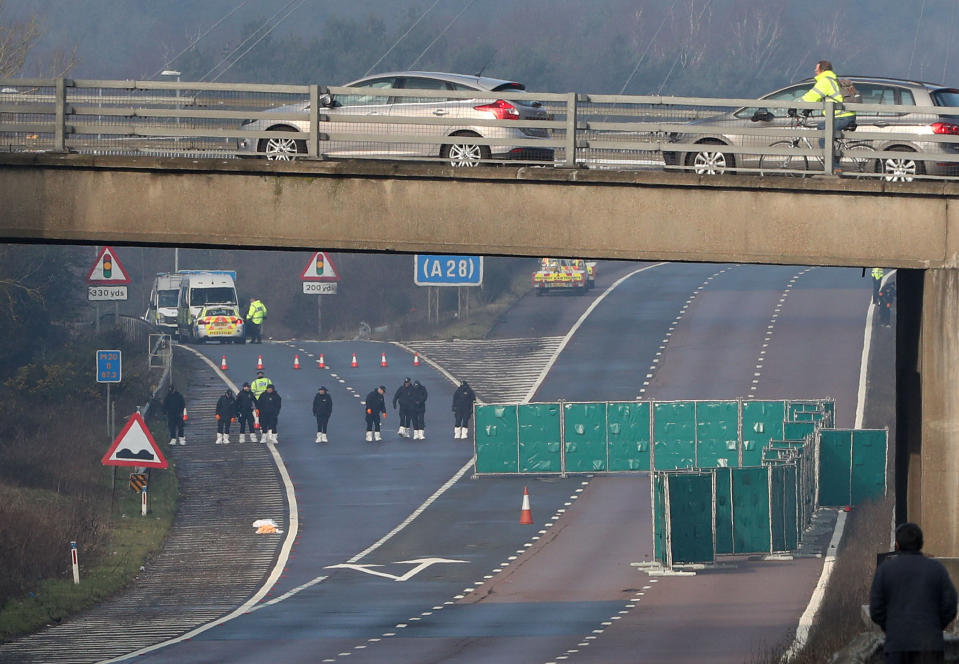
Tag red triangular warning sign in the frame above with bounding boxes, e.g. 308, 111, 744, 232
300, 251, 340, 282
86, 246, 131, 284
102, 412, 168, 468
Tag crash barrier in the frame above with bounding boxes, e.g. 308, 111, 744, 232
3, 77, 959, 179
652, 427, 886, 564
473, 399, 834, 475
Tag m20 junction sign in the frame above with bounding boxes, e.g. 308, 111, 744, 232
414, 255, 483, 286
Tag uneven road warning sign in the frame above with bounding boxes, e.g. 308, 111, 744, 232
102, 412, 168, 468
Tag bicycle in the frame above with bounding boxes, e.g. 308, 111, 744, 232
759, 109, 877, 178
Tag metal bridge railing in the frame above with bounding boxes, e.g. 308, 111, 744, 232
2, 77, 958, 180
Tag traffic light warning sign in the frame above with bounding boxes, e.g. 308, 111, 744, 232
300, 252, 340, 282
86, 247, 131, 284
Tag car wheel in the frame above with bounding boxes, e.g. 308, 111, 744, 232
881, 146, 924, 183
442, 133, 491, 167
759, 141, 808, 177
259, 128, 306, 161
686, 141, 735, 175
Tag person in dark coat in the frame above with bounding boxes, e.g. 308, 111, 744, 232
878, 282, 896, 328
870, 522, 957, 663
393, 378, 415, 438
215, 388, 236, 444
364, 386, 387, 442
163, 384, 186, 446
410, 380, 428, 440
312, 386, 333, 444
257, 384, 282, 444
451, 380, 476, 439
235, 382, 257, 443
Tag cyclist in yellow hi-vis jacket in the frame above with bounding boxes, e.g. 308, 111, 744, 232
801, 60, 856, 172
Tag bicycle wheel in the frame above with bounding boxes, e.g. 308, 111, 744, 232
841, 143, 877, 179
760, 141, 809, 177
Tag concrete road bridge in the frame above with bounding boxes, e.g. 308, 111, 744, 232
0, 152, 957, 559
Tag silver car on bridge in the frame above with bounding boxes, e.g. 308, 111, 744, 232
663, 76, 959, 180
237, 71, 553, 167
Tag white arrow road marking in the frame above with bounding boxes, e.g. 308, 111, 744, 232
326, 557, 468, 582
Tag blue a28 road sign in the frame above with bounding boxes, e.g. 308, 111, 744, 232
414, 255, 483, 286
96, 350, 122, 383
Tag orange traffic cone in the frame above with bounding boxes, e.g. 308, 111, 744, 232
318, 353, 326, 369
220, 355, 228, 371
256, 355, 264, 370
519, 486, 533, 524
182, 407, 189, 422
293, 354, 301, 369
380, 352, 388, 367
413, 353, 420, 367
351, 353, 359, 368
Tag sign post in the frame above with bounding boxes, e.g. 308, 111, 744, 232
300, 252, 341, 337
97, 350, 121, 457
414, 255, 483, 322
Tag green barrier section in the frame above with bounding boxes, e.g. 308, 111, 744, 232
564, 402, 607, 472
784, 420, 816, 440
607, 401, 650, 471
474, 404, 518, 474
769, 464, 799, 551
518, 403, 561, 473
783, 464, 798, 550
696, 400, 739, 468
732, 467, 771, 553
851, 429, 887, 504
714, 466, 734, 554
770, 464, 786, 552
653, 401, 696, 470
653, 472, 667, 564
818, 429, 852, 507
667, 472, 715, 564
742, 401, 786, 466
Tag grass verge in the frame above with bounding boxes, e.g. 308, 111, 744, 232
0, 427, 178, 643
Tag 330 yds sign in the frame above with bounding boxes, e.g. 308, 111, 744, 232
414, 255, 483, 286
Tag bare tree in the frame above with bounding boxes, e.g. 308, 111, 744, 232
0, 0, 75, 79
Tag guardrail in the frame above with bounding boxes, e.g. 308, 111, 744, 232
2, 77, 959, 180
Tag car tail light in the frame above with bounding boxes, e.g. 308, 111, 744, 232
474, 99, 519, 120
931, 121, 959, 135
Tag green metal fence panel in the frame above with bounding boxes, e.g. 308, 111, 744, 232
696, 400, 740, 468
714, 466, 734, 555
783, 463, 798, 550
653, 472, 668, 564
784, 420, 817, 440
564, 402, 608, 472
851, 429, 887, 504
731, 467, 771, 553
653, 401, 696, 470
667, 472, 715, 564
770, 464, 786, 552
474, 404, 518, 474
608, 401, 650, 471
818, 429, 853, 507
742, 401, 786, 467
518, 403, 562, 473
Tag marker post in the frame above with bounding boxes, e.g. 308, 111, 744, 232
70, 541, 80, 584
141, 485, 148, 516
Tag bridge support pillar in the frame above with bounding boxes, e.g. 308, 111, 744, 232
900, 268, 959, 557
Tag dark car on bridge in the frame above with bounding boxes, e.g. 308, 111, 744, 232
236, 71, 554, 167
663, 76, 959, 181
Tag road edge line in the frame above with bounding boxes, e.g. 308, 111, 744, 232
99, 345, 300, 663
785, 270, 893, 660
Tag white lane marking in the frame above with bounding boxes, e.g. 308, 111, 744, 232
101, 346, 300, 663
522, 263, 667, 403
248, 576, 328, 612
326, 558, 467, 582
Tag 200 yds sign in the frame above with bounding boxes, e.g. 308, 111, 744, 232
303, 282, 337, 295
